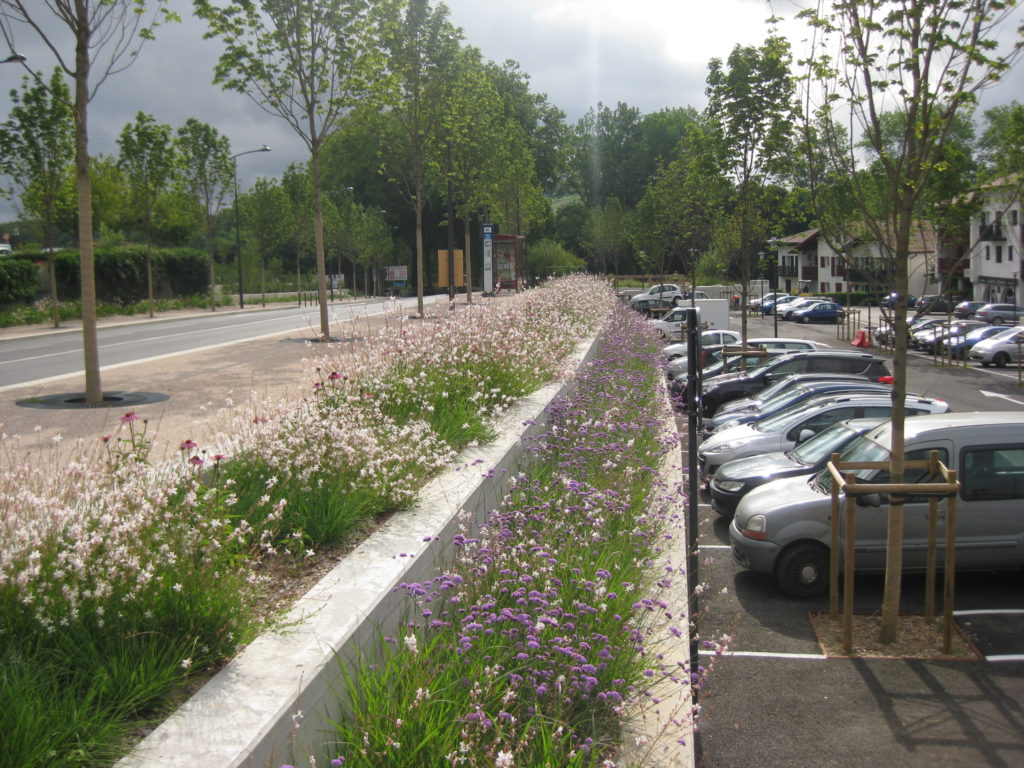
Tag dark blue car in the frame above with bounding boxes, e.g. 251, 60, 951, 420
791, 301, 846, 324
942, 324, 1005, 359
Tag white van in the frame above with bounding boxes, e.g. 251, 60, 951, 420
730, 412, 1024, 597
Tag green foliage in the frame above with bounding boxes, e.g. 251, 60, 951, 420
36, 246, 209, 303
526, 237, 585, 278
0, 256, 38, 303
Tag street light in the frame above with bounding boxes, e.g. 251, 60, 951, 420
2, 52, 26, 64
232, 144, 271, 309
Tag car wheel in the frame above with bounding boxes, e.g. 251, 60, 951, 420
801, 315, 811, 324
981, 361, 991, 367
990, 316, 1004, 324
994, 352, 1010, 368
673, 296, 683, 306
775, 542, 829, 598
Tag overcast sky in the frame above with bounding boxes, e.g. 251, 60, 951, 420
1, 0, 1022, 224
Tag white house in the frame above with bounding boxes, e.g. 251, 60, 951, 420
967, 177, 1022, 304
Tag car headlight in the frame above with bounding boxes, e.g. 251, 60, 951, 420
742, 514, 767, 540
715, 479, 746, 492
703, 439, 752, 454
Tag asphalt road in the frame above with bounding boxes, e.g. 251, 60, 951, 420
687, 310, 1024, 768
0, 295, 445, 391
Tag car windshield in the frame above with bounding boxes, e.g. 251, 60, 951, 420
790, 421, 865, 466
991, 326, 1024, 341
755, 398, 832, 433
757, 384, 815, 414
814, 433, 890, 492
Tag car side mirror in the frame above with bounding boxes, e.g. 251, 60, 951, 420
857, 493, 884, 507
797, 429, 816, 443
763, 373, 774, 383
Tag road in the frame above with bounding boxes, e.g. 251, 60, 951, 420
0, 295, 446, 391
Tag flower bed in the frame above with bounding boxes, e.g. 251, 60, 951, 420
321, 303, 693, 766
0, 276, 612, 768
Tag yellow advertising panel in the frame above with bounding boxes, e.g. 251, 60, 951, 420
437, 250, 465, 287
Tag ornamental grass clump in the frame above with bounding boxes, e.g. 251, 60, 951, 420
327, 305, 691, 767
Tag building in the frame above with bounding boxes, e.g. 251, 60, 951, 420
967, 177, 1022, 304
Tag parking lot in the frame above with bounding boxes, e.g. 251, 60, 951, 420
683, 310, 1024, 768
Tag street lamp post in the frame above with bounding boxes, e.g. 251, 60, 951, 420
232, 144, 271, 309
2, 52, 26, 64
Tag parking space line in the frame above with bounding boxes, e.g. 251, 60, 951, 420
954, 608, 1024, 617
698, 650, 827, 660
986, 654, 1024, 662
700, 545, 731, 550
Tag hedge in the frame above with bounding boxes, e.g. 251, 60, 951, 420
0, 257, 38, 304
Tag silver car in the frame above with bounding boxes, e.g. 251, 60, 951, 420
969, 325, 1024, 367
730, 412, 1024, 597
698, 392, 950, 478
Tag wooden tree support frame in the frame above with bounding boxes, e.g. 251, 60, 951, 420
826, 451, 960, 655
719, 344, 770, 375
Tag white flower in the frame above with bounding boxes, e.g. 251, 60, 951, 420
404, 633, 418, 654
495, 750, 514, 768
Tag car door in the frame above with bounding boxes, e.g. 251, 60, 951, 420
852, 444, 952, 570
952, 444, 1024, 569
784, 405, 860, 449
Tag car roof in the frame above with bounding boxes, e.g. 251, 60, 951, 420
867, 411, 1024, 444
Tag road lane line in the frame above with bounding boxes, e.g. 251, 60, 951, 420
698, 650, 827, 660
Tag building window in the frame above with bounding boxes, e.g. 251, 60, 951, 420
1012, 210, 1019, 226
1010, 246, 1015, 262
997, 246, 1003, 263
986, 245, 991, 260
981, 211, 988, 225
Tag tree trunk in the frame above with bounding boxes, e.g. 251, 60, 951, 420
415, 191, 425, 317
74, 5, 102, 404
463, 217, 473, 304
310, 140, 330, 339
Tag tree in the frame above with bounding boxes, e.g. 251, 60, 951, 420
582, 197, 631, 275
176, 118, 234, 310
118, 112, 177, 317
378, 0, 461, 316
799, 0, 1024, 643
195, 0, 387, 340
0, 0, 177, 403
282, 162, 316, 301
0, 68, 73, 327
243, 177, 295, 305
706, 32, 796, 342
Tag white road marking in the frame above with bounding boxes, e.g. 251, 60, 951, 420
980, 390, 1024, 407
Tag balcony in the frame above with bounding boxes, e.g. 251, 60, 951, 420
801, 266, 819, 281
778, 263, 798, 277
979, 224, 1005, 241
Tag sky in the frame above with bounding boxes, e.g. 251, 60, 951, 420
1, 0, 1022, 224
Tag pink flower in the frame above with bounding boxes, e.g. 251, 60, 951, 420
100, 435, 112, 443
120, 411, 139, 424
180, 439, 197, 451
188, 455, 203, 467
328, 371, 341, 381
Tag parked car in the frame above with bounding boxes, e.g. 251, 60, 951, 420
698, 393, 949, 479
775, 296, 829, 320
662, 329, 742, 360
791, 301, 847, 324
629, 297, 678, 316
760, 294, 796, 315
953, 300, 986, 319
974, 303, 1024, 325
916, 294, 958, 314
911, 320, 986, 353
713, 373, 889, 418
880, 293, 916, 309
968, 325, 1024, 367
628, 283, 687, 308
701, 378, 895, 439
940, 324, 1006, 359
665, 337, 830, 379
670, 347, 790, 388
730, 412, 1024, 597
750, 291, 788, 310
709, 418, 887, 516
696, 350, 892, 416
